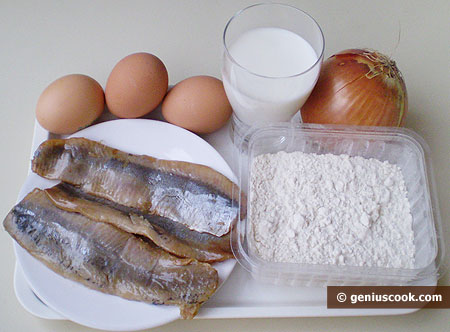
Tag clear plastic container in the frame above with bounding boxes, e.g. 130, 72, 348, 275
231, 123, 445, 286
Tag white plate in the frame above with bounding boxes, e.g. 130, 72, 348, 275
14, 119, 237, 331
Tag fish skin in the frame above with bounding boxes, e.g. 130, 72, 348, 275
31, 138, 245, 237
44, 183, 233, 262
3, 189, 218, 319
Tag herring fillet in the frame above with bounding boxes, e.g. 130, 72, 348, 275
3, 189, 218, 319
31, 137, 244, 236
45, 183, 233, 262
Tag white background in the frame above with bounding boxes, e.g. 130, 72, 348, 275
1, 1, 449, 331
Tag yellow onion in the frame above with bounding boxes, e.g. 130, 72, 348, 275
301, 49, 407, 126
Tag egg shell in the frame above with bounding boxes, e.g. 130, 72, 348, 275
36, 74, 105, 135
105, 52, 168, 118
162, 76, 232, 134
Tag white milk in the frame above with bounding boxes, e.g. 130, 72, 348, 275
222, 27, 320, 125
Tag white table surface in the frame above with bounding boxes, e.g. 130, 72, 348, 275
1, 1, 449, 331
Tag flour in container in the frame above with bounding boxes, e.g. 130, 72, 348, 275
250, 151, 415, 269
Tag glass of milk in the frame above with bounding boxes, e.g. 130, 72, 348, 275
222, 3, 324, 143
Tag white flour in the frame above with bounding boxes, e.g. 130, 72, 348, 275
250, 151, 415, 268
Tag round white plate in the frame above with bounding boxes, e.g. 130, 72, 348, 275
14, 119, 237, 331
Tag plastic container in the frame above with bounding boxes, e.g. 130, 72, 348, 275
231, 123, 445, 286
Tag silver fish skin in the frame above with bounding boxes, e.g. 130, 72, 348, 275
3, 188, 218, 319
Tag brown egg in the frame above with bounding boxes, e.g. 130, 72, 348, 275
105, 52, 168, 118
36, 74, 105, 135
162, 76, 232, 134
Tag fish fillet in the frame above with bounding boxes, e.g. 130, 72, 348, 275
3, 189, 218, 319
44, 183, 233, 262
32, 138, 244, 236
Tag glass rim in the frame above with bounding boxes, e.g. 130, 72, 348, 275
223, 2, 325, 79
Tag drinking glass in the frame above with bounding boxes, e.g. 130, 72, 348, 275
221, 3, 325, 142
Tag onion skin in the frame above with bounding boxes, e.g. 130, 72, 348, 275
301, 49, 408, 126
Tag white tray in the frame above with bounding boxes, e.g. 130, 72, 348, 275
14, 110, 427, 322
